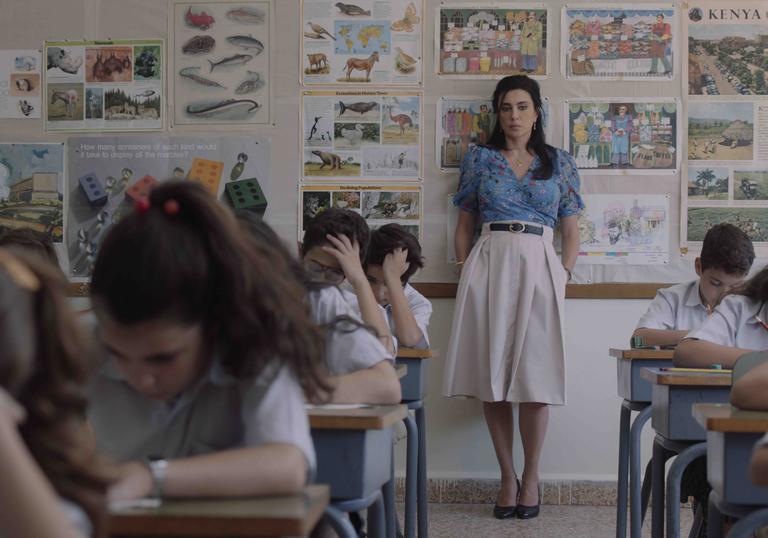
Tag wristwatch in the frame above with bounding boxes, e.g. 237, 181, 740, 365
144, 456, 168, 499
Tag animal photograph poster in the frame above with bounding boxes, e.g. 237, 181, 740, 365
565, 98, 679, 174
435, 96, 551, 170
0, 49, 42, 119
66, 136, 270, 278
299, 184, 421, 240
44, 40, 164, 132
562, 5, 675, 80
686, 2, 768, 97
302, 89, 422, 180
301, 0, 423, 86
435, 4, 548, 78
577, 194, 669, 265
171, 0, 271, 126
0, 144, 64, 243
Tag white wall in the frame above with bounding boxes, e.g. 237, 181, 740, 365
397, 297, 657, 481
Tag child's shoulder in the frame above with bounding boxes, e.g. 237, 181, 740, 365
307, 285, 359, 321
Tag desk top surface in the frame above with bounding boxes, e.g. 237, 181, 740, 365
109, 484, 329, 537
609, 348, 675, 361
307, 403, 408, 430
395, 364, 407, 378
396, 348, 438, 359
693, 403, 768, 432
640, 367, 732, 386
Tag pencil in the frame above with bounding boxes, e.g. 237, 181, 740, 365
659, 367, 732, 374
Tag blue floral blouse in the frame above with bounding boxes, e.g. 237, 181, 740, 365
453, 145, 584, 228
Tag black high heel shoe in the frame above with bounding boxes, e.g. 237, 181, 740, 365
493, 478, 520, 519
516, 484, 541, 519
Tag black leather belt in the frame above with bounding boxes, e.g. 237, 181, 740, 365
489, 222, 544, 235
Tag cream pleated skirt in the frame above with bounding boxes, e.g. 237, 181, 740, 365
442, 221, 568, 405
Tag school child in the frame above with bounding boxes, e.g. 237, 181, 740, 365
0, 249, 112, 538
87, 182, 328, 501
300, 207, 396, 355
238, 211, 401, 405
365, 223, 431, 349
633, 223, 754, 346
0, 226, 59, 266
674, 261, 768, 368
731, 360, 768, 410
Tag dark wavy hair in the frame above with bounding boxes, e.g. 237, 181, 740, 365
91, 181, 329, 401
365, 223, 424, 284
0, 249, 113, 537
485, 75, 554, 180
301, 207, 370, 263
0, 226, 59, 266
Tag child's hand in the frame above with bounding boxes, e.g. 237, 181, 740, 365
323, 234, 366, 285
108, 461, 153, 502
0, 387, 25, 425
383, 247, 409, 284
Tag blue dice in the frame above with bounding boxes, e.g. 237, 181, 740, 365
78, 173, 108, 206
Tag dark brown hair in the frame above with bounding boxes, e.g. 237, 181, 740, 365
91, 181, 328, 400
700, 222, 754, 275
0, 226, 59, 266
301, 207, 370, 263
0, 249, 112, 537
365, 223, 424, 284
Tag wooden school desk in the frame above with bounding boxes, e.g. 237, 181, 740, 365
693, 403, 768, 538
609, 348, 674, 538
109, 484, 329, 537
641, 368, 731, 538
309, 403, 408, 538
396, 347, 438, 538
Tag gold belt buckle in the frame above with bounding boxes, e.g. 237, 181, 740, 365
508, 222, 524, 233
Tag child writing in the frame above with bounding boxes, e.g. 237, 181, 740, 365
239, 211, 400, 404
634, 223, 754, 346
365, 223, 431, 349
0, 249, 112, 538
87, 182, 328, 502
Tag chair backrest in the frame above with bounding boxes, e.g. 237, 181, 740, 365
733, 351, 768, 384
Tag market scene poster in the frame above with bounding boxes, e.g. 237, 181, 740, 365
686, 2, 768, 96
44, 40, 164, 132
171, 1, 271, 126
566, 99, 678, 173
436, 4, 548, 78
563, 5, 674, 80
302, 0, 423, 86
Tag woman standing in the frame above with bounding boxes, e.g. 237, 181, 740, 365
443, 75, 583, 520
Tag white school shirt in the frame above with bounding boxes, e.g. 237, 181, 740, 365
636, 280, 709, 331
88, 356, 315, 473
383, 283, 432, 350
306, 285, 394, 375
685, 294, 768, 350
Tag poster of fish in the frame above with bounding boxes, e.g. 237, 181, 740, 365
0, 50, 42, 119
66, 136, 270, 278
565, 98, 679, 174
43, 40, 164, 132
301, 0, 423, 86
0, 144, 64, 243
578, 194, 670, 265
435, 3, 549, 78
302, 89, 422, 180
562, 5, 675, 80
299, 183, 421, 240
171, 0, 271, 125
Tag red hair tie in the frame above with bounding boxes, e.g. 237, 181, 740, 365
134, 198, 150, 214
163, 199, 180, 216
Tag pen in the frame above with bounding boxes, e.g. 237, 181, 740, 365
755, 314, 768, 332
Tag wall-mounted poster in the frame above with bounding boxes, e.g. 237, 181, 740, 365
685, 2, 768, 97
0, 50, 42, 119
299, 183, 421, 239
562, 5, 675, 80
66, 136, 270, 278
0, 144, 64, 243
44, 40, 164, 132
301, 0, 423, 86
565, 98, 679, 174
436, 4, 548, 78
435, 95, 551, 170
687, 101, 754, 162
171, 0, 271, 126
578, 194, 669, 265
302, 89, 422, 180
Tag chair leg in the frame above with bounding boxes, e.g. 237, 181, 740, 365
617, 402, 631, 538
324, 506, 359, 538
403, 414, 418, 538
415, 405, 428, 537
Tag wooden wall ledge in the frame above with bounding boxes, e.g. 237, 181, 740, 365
69, 281, 670, 300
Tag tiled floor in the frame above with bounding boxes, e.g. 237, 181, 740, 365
402, 503, 695, 538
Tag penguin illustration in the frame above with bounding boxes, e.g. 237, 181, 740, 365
230, 152, 248, 180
